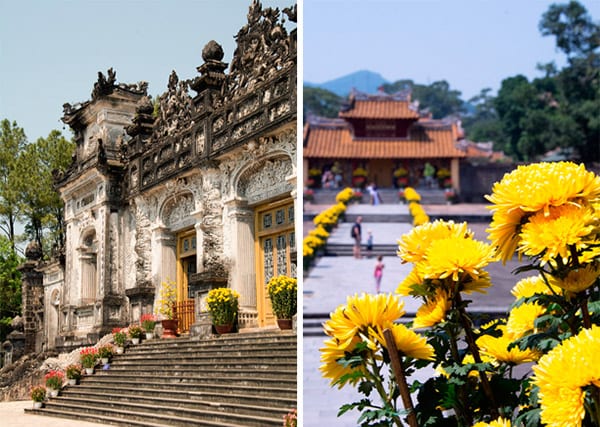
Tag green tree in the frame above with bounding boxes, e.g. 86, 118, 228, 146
382, 79, 465, 119
0, 235, 22, 342
17, 130, 75, 258
462, 88, 504, 144
539, 0, 600, 59
0, 120, 27, 251
303, 86, 343, 120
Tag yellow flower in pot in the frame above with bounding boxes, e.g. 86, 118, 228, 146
267, 275, 297, 329
155, 279, 178, 338
206, 287, 240, 334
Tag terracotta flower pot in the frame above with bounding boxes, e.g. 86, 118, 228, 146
161, 319, 178, 338
277, 318, 293, 330
214, 324, 234, 334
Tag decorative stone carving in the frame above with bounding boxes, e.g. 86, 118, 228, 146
162, 193, 195, 230
238, 157, 294, 204
91, 68, 117, 100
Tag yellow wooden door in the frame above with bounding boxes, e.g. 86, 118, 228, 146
256, 199, 296, 326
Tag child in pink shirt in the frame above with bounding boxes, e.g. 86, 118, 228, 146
374, 255, 384, 293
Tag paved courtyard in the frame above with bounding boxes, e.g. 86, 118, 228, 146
302, 203, 532, 426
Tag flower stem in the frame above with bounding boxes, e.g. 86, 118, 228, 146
445, 323, 472, 426
383, 328, 418, 427
581, 296, 592, 329
455, 293, 500, 419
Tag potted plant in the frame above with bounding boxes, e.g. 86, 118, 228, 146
284, 409, 297, 427
206, 287, 240, 334
128, 325, 143, 344
113, 328, 126, 353
30, 385, 46, 408
80, 347, 99, 374
155, 279, 178, 338
140, 313, 156, 339
65, 364, 82, 385
267, 275, 297, 330
98, 344, 114, 364
44, 370, 64, 397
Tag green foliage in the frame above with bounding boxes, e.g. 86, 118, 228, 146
382, 79, 465, 119
303, 86, 344, 120
17, 130, 75, 258
0, 235, 22, 342
0, 119, 27, 249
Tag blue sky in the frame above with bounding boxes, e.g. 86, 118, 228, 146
0, 0, 294, 142
304, 0, 600, 100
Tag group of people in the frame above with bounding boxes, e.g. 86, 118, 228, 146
321, 169, 343, 189
350, 216, 384, 293
365, 182, 382, 205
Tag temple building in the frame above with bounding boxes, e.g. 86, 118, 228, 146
25, 1, 297, 352
303, 89, 467, 191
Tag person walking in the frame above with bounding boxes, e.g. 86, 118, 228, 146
374, 255, 384, 293
351, 216, 363, 259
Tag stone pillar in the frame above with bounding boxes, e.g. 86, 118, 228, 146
152, 225, 176, 284
286, 173, 298, 279
451, 158, 460, 194
18, 242, 44, 354
226, 199, 257, 328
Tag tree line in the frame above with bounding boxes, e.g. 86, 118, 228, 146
0, 119, 74, 340
304, 1, 599, 163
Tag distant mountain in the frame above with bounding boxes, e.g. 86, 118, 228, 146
305, 70, 389, 97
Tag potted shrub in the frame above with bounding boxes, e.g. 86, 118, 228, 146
98, 344, 114, 364
44, 370, 64, 397
206, 287, 240, 334
155, 279, 178, 338
65, 364, 82, 385
128, 325, 142, 344
30, 385, 46, 408
113, 328, 126, 353
284, 409, 297, 427
140, 313, 157, 339
267, 275, 297, 330
80, 347, 99, 374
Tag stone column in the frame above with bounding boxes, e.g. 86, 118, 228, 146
286, 172, 298, 278
152, 224, 176, 285
18, 243, 44, 354
227, 200, 256, 308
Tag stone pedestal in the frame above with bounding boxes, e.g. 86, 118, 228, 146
190, 313, 213, 339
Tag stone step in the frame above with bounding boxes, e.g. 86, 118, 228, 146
31, 331, 297, 426
114, 347, 296, 360
73, 376, 297, 395
96, 367, 296, 380
52, 393, 292, 418
106, 359, 296, 370
324, 243, 398, 257
31, 398, 286, 427
60, 383, 297, 408
125, 338, 297, 354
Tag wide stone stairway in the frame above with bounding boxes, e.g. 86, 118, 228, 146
27, 331, 297, 427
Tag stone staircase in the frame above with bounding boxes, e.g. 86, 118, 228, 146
306, 187, 448, 205
324, 243, 398, 257
27, 331, 297, 427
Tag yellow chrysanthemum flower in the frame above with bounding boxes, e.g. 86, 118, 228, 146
547, 263, 600, 294
511, 275, 560, 299
518, 204, 596, 267
397, 220, 473, 264
533, 325, 600, 427
319, 335, 366, 388
323, 293, 405, 348
413, 289, 450, 328
477, 325, 541, 364
371, 322, 435, 360
396, 268, 425, 296
472, 417, 511, 427
486, 161, 600, 263
506, 302, 546, 340
422, 236, 497, 283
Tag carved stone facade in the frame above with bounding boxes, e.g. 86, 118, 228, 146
34, 1, 296, 351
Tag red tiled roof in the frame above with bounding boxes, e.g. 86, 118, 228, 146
304, 121, 466, 159
339, 99, 420, 119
